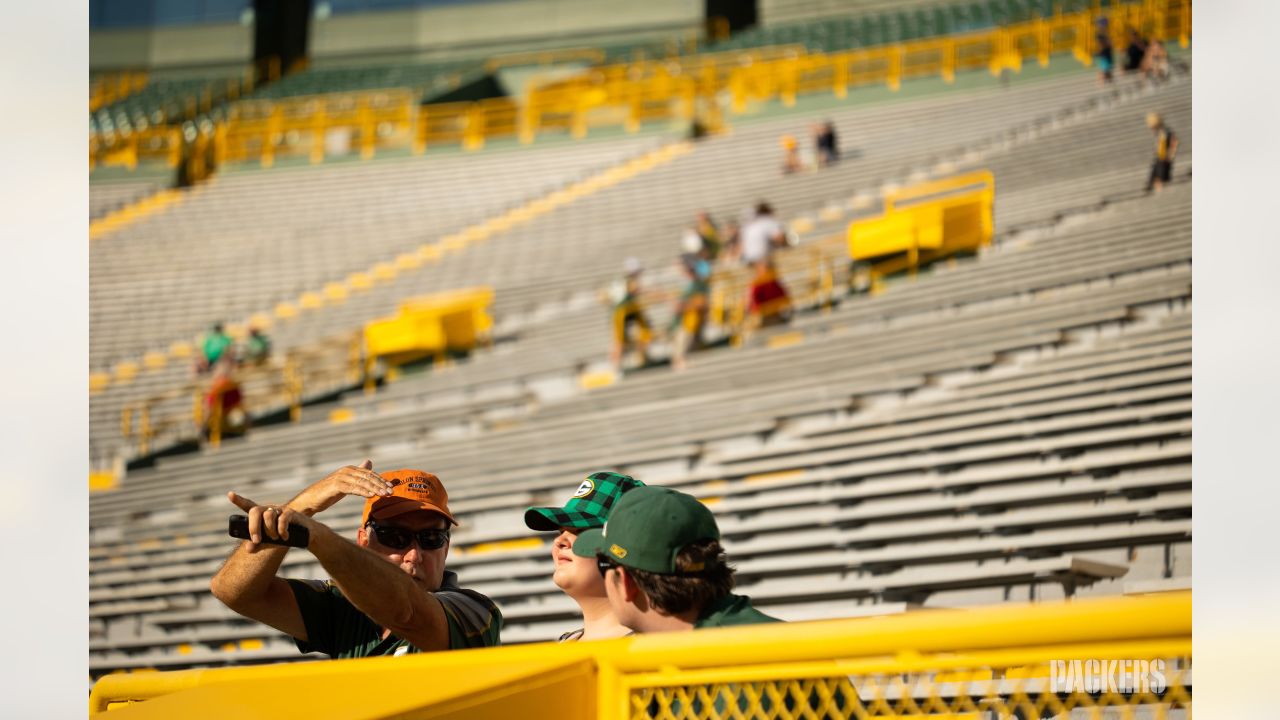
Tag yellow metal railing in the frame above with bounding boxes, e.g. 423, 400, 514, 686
88, 1, 1190, 170
89, 590, 1191, 717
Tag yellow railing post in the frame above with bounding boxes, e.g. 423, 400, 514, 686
833, 54, 849, 97
414, 106, 429, 154
311, 107, 327, 165
359, 100, 375, 160
729, 69, 747, 114
465, 102, 486, 150
262, 107, 281, 169
887, 47, 902, 91
138, 406, 151, 456
209, 393, 223, 449
192, 391, 203, 435
1178, 0, 1190, 47
781, 58, 798, 107
214, 122, 227, 169
1037, 17, 1051, 67
942, 39, 957, 83
166, 128, 181, 168
286, 358, 303, 422
571, 97, 588, 140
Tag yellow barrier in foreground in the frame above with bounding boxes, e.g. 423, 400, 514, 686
90, 591, 1191, 718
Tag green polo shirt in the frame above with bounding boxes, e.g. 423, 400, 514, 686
286, 571, 501, 658
695, 593, 782, 628
203, 333, 232, 364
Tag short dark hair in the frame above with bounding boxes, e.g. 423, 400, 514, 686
755, 202, 773, 216
625, 539, 735, 615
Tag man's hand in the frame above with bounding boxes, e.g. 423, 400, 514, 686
228, 491, 321, 549
288, 459, 393, 517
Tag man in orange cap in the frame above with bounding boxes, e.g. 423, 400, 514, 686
211, 461, 500, 657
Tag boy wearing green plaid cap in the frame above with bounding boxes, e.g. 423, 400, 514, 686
524, 471, 645, 641
573, 486, 780, 632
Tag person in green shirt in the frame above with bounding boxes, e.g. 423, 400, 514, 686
572, 485, 780, 632
211, 461, 501, 657
200, 322, 233, 371
242, 326, 272, 366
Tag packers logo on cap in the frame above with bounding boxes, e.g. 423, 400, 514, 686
610, 543, 628, 559
573, 479, 595, 498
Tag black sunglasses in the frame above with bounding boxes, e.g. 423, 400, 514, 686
367, 521, 450, 551
596, 555, 618, 578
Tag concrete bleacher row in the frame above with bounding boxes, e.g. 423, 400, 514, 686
87, 61, 1188, 463
87, 191, 1191, 532
87, 184, 1187, 561
89, 180, 166, 220
89, 134, 665, 365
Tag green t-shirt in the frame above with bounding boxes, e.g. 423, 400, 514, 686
695, 593, 782, 628
203, 333, 232, 364
286, 571, 501, 658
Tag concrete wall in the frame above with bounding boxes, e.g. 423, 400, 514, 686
91, 0, 702, 73
759, 0, 949, 27
91, 22, 253, 74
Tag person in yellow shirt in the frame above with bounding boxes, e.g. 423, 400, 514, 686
1145, 113, 1179, 193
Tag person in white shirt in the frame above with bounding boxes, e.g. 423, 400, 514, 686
738, 203, 786, 265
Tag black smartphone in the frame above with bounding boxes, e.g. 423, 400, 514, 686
228, 514, 310, 548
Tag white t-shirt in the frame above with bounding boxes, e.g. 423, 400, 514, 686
740, 215, 785, 263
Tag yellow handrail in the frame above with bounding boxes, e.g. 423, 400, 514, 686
88, 2, 1190, 170
89, 591, 1191, 716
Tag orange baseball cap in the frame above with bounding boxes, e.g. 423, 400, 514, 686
361, 469, 458, 526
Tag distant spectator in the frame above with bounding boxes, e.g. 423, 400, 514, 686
204, 358, 246, 441
721, 219, 742, 263
669, 251, 713, 371
1095, 18, 1115, 84
1123, 28, 1148, 73
608, 258, 653, 371
814, 121, 839, 167
1145, 113, 1179, 193
199, 322, 233, 373
780, 134, 802, 174
748, 259, 793, 328
242, 326, 272, 366
739, 203, 787, 266
694, 211, 722, 260
1143, 39, 1170, 81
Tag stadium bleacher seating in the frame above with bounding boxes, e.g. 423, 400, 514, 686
88, 57, 1190, 461
91, 74, 249, 136
88, 35, 1192, 679
89, 180, 166, 220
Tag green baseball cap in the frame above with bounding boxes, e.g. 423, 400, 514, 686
571, 486, 721, 574
523, 471, 645, 531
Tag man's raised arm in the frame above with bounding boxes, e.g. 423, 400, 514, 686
209, 462, 392, 641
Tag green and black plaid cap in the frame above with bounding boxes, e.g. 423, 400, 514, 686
524, 471, 645, 531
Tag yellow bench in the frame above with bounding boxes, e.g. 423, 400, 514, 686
848, 170, 994, 287
364, 287, 494, 366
